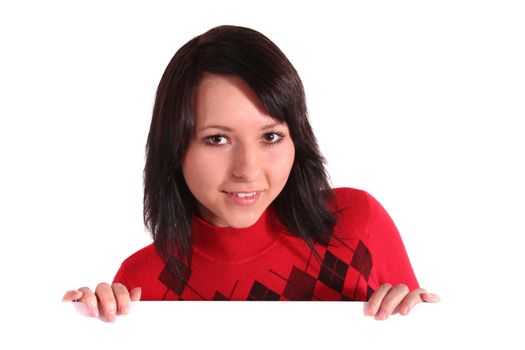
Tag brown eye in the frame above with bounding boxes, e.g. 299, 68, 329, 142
205, 135, 228, 145
263, 132, 284, 144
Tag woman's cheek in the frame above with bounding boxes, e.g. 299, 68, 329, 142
193, 150, 226, 182
267, 143, 295, 182
183, 147, 217, 187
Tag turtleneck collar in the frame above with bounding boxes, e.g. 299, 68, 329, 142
191, 206, 286, 263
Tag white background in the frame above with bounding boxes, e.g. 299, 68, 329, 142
1, 0, 524, 348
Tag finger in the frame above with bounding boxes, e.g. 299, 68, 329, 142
397, 288, 427, 315
375, 284, 410, 320
130, 287, 142, 302
77, 287, 99, 318
366, 284, 392, 316
422, 292, 441, 303
112, 283, 131, 315
62, 290, 82, 302
95, 282, 117, 322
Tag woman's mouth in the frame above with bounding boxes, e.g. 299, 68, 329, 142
225, 191, 261, 206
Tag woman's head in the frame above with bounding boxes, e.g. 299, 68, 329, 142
144, 25, 335, 264
183, 73, 295, 228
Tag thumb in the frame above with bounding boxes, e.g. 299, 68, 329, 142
62, 290, 83, 302
421, 292, 441, 303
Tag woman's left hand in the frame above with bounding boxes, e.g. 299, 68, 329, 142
366, 283, 440, 320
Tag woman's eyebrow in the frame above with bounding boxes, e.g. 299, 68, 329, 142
197, 125, 234, 133
260, 122, 281, 131
198, 122, 282, 133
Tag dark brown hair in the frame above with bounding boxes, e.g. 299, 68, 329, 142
144, 25, 336, 278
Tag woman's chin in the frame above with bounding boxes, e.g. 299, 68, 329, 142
222, 210, 265, 228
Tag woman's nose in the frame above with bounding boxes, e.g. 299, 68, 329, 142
230, 143, 261, 181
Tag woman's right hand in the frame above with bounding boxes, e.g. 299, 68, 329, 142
62, 283, 142, 322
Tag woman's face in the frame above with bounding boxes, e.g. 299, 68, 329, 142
182, 74, 295, 228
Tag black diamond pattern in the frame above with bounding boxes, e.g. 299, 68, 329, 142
283, 266, 316, 300
247, 281, 280, 300
318, 250, 349, 293
213, 291, 229, 300
350, 241, 372, 280
158, 258, 191, 296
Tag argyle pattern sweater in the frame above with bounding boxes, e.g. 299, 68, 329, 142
113, 188, 419, 301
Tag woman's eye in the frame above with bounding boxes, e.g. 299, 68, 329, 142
205, 135, 228, 145
263, 132, 284, 144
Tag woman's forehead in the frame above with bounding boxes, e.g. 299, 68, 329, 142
194, 74, 279, 129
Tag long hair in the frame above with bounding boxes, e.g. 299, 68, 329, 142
144, 25, 336, 275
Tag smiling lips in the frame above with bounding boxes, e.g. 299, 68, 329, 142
231, 192, 257, 198
225, 191, 261, 206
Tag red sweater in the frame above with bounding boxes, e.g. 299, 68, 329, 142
113, 188, 418, 301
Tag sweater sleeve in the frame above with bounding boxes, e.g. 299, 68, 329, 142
366, 192, 419, 291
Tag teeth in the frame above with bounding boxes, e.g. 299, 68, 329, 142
232, 192, 257, 198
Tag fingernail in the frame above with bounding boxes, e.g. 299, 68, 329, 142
122, 304, 129, 315
400, 305, 409, 315
377, 311, 388, 320
107, 310, 116, 322
367, 305, 376, 316
88, 303, 99, 317
423, 293, 437, 302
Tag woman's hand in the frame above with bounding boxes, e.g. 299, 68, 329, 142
62, 283, 142, 322
366, 283, 440, 320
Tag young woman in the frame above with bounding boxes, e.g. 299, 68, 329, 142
63, 25, 439, 321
